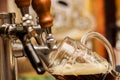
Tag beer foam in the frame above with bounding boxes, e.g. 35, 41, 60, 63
49, 61, 109, 76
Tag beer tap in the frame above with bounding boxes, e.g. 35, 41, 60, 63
14, 0, 48, 74
32, 0, 57, 50
15, 0, 43, 45
0, 0, 57, 77
14, 0, 57, 74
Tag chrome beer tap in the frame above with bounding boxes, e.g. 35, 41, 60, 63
0, 0, 57, 79
15, 0, 57, 50
14, 0, 57, 74
0, 12, 46, 74
32, 0, 57, 50
15, 0, 46, 74
16, 0, 57, 68
0, 0, 57, 80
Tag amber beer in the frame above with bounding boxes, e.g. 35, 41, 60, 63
50, 62, 115, 80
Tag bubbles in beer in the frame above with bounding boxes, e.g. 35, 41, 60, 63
49, 47, 110, 76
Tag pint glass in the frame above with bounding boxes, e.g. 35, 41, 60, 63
48, 32, 120, 80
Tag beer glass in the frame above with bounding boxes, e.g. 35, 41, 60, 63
47, 32, 120, 80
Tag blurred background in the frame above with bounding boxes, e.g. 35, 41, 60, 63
0, 0, 120, 80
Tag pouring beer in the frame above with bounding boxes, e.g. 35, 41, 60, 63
30, 0, 119, 80
47, 32, 119, 80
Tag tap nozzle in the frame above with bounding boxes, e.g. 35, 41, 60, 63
46, 33, 57, 50
45, 28, 57, 50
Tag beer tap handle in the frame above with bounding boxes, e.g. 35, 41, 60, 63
32, 0, 57, 50
15, 0, 47, 74
15, 0, 30, 15
22, 40, 46, 74
32, 0, 53, 28
15, 0, 44, 45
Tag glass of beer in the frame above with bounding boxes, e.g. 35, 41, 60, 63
48, 32, 120, 80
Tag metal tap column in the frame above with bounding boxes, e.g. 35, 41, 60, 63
0, 13, 18, 80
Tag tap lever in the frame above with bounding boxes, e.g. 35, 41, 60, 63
22, 40, 45, 74
22, 14, 43, 45
32, 0, 53, 28
46, 33, 57, 50
31, 0, 57, 49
